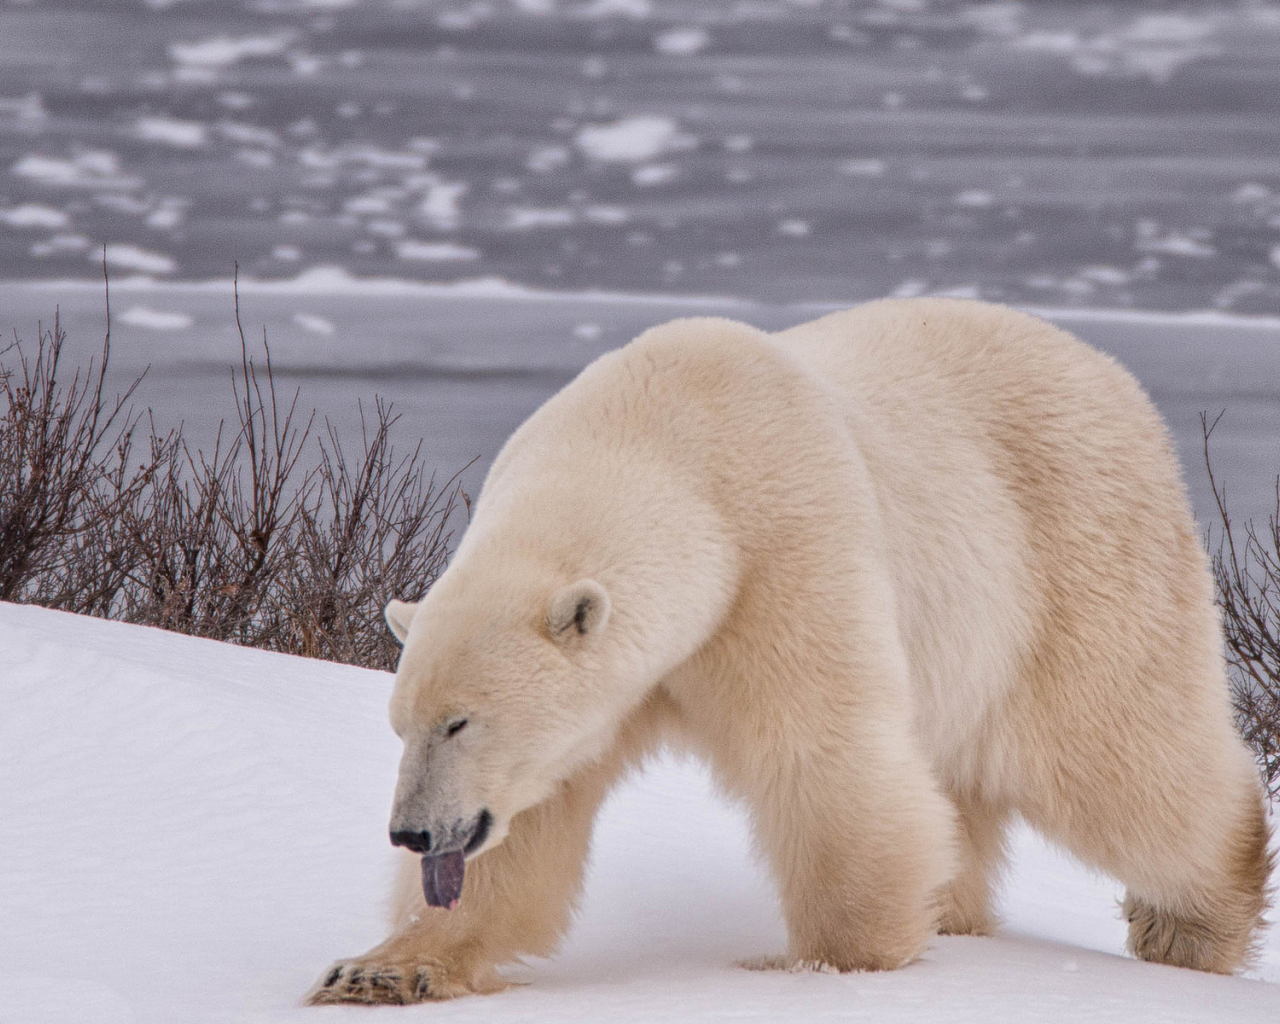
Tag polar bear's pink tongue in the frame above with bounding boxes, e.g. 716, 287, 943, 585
421, 851, 465, 909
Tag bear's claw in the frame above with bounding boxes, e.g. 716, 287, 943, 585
307, 960, 440, 1005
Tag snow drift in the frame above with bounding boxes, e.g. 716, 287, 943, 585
1, 601, 1277, 1022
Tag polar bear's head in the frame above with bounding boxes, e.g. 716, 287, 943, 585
380, 533, 690, 905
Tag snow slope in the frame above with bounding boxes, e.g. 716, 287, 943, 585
1, 601, 1277, 1023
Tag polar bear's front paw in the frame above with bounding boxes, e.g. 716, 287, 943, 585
307, 954, 501, 1005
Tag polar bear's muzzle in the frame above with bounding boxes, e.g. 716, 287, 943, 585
389, 809, 492, 909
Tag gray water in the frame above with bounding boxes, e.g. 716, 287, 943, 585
2, 282, 1277, 546
2, 1, 1280, 311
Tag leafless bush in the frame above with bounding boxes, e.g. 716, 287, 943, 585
0, 305, 159, 608
1, 284, 465, 673
1203, 412, 1280, 798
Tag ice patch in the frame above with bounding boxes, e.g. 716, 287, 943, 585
119, 306, 193, 330
292, 312, 335, 335
573, 322, 602, 340
584, 205, 629, 225
526, 146, 571, 173
135, 116, 207, 149
1078, 266, 1130, 286
146, 201, 187, 231
1271, 246, 1280, 271
776, 219, 811, 237
631, 163, 677, 187
30, 235, 89, 258
419, 182, 467, 230
576, 115, 686, 163
366, 220, 406, 238
11, 151, 139, 190
507, 208, 576, 230
0, 93, 46, 124
954, 189, 995, 209
236, 150, 275, 169
841, 158, 886, 177
217, 122, 281, 148
654, 27, 710, 56
102, 246, 177, 275
396, 240, 480, 261
0, 204, 69, 229
97, 194, 150, 216
344, 194, 393, 216
578, 0, 651, 18
289, 53, 324, 77
169, 33, 295, 68
1014, 14, 1220, 84
1136, 232, 1216, 258
272, 245, 301, 261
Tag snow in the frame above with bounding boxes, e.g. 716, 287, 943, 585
2, 600, 1277, 1023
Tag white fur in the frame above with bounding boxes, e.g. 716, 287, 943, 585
309, 299, 1271, 1006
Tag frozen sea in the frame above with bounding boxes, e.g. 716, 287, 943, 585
2, 0, 1280, 531
1, 0, 1280, 311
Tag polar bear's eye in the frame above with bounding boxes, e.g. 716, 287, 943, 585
446, 718, 469, 738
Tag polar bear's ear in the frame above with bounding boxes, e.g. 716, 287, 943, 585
547, 580, 610, 640
384, 599, 419, 644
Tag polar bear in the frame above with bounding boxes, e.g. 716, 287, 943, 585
309, 298, 1272, 1004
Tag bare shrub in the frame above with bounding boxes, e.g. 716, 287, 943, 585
1, 282, 464, 673
1203, 412, 1280, 798
0, 301, 160, 608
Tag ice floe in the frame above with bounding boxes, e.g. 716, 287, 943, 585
118, 306, 193, 330
776, 219, 811, 237
30, 235, 89, 258
0, 93, 46, 124
0, 204, 69, 229
1013, 13, 1221, 84
419, 181, 467, 230
291, 312, 335, 334
654, 27, 710, 56
396, 240, 480, 261
1135, 232, 1216, 259
953, 189, 995, 209
11, 151, 140, 191
135, 116, 208, 149
841, 158, 886, 177
631, 163, 677, 187
526, 146, 572, 173
101, 245, 177, 275
507, 208, 576, 230
576, 115, 687, 163
168, 33, 295, 69
217, 122, 281, 148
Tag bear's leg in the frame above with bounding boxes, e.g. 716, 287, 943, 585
1018, 712, 1273, 974
1119, 790, 1273, 974
731, 716, 958, 972
937, 794, 1008, 937
308, 699, 666, 1004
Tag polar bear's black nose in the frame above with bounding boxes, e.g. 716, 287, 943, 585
390, 829, 432, 854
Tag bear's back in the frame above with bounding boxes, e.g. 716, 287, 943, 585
774, 298, 1211, 790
